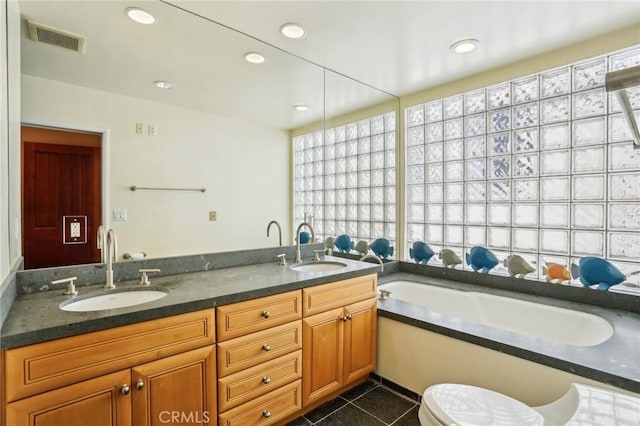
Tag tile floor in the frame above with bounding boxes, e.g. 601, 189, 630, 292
288, 379, 421, 426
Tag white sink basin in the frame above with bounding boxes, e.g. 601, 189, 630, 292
290, 261, 347, 272
60, 289, 168, 312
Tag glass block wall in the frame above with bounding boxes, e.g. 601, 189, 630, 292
293, 112, 397, 251
405, 45, 640, 287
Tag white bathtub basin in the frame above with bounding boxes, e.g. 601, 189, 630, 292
378, 281, 613, 347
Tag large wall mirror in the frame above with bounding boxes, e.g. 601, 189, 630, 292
17, 0, 398, 269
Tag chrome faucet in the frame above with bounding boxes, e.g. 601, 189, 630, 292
105, 229, 118, 289
267, 220, 282, 246
359, 253, 384, 272
294, 222, 315, 263
97, 225, 106, 263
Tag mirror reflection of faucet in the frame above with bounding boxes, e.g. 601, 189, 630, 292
267, 220, 282, 246
104, 228, 118, 289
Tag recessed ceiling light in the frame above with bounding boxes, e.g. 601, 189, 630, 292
450, 38, 479, 54
126, 7, 156, 25
280, 23, 306, 39
293, 104, 310, 111
153, 80, 173, 89
244, 52, 265, 64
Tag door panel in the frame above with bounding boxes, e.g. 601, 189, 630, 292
343, 298, 377, 384
302, 307, 344, 406
6, 369, 131, 426
22, 126, 101, 269
132, 346, 216, 426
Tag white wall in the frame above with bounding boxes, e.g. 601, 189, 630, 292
21, 75, 291, 259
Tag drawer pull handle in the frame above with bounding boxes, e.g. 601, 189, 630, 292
262, 310, 270, 319
136, 379, 144, 390
262, 344, 271, 351
262, 376, 271, 384
262, 410, 272, 418
121, 384, 130, 395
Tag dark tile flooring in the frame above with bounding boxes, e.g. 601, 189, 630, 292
288, 379, 421, 426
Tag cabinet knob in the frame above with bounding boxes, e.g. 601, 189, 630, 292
262, 410, 272, 418
262, 344, 271, 351
346, 314, 352, 320
340, 315, 348, 321
262, 376, 271, 384
136, 379, 144, 390
262, 310, 270, 319
121, 384, 130, 395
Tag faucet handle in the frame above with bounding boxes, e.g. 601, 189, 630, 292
138, 269, 161, 285
52, 276, 79, 296
313, 250, 324, 261
277, 254, 287, 266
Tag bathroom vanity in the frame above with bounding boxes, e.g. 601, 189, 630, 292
0, 256, 380, 426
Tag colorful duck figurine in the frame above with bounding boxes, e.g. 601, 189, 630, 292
410, 241, 434, 264
439, 249, 463, 268
571, 257, 626, 291
334, 234, 355, 253
370, 238, 394, 259
503, 254, 535, 278
542, 262, 572, 284
354, 240, 370, 256
466, 246, 499, 273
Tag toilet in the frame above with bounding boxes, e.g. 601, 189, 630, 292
418, 383, 640, 426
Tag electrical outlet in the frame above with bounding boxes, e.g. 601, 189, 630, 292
209, 211, 217, 221
148, 124, 157, 136
135, 123, 143, 135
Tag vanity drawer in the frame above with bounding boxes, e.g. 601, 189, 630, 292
4, 309, 215, 402
218, 350, 302, 412
217, 379, 302, 426
217, 320, 301, 377
216, 290, 302, 341
302, 274, 377, 316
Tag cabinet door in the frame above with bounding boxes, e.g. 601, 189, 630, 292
302, 307, 344, 406
132, 345, 216, 426
343, 298, 377, 385
6, 369, 132, 426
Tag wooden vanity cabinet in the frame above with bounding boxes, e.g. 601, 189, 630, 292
216, 291, 303, 426
302, 275, 377, 406
3, 309, 216, 426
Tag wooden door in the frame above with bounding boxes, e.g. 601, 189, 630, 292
6, 369, 132, 426
302, 307, 344, 406
22, 126, 102, 269
131, 345, 216, 426
343, 298, 377, 385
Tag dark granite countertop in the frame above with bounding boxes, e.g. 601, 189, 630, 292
0, 255, 380, 348
376, 272, 640, 394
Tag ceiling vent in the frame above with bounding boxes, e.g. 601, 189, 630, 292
26, 20, 86, 54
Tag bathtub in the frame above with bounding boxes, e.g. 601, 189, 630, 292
377, 280, 613, 347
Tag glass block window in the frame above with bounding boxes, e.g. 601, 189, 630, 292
293, 112, 396, 251
405, 45, 640, 293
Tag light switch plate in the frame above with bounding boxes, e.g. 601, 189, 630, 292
209, 211, 217, 221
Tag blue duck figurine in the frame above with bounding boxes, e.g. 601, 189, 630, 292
570, 257, 626, 291
354, 240, 370, 256
334, 234, 355, 253
370, 238, 394, 259
410, 241, 434, 264
466, 246, 499, 273
298, 231, 310, 244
